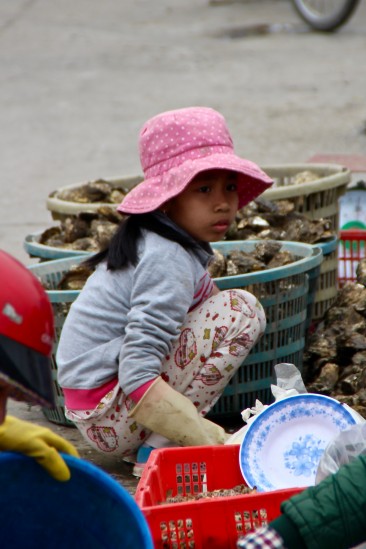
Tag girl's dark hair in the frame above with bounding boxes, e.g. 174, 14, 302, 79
84, 212, 203, 271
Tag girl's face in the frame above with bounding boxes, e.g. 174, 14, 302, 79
164, 169, 239, 242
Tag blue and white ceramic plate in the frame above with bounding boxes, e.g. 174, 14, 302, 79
239, 394, 356, 492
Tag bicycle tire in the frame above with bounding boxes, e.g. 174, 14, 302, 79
291, 0, 361, 31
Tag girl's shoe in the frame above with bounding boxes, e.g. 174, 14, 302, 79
121, 453, 137, 465
132, 444, 155, 478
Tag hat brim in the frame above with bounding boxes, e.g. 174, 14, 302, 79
118, 153, 273, 214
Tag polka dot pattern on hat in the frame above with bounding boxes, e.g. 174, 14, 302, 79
140, 107, 234, 178
118, 107, 273, 214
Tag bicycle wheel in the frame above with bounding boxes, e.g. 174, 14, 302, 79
291, 0, 361, 30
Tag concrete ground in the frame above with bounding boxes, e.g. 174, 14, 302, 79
1, 0, 366, 494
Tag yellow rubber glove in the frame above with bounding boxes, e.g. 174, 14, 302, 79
0, 415, 79, 481
129, 377, 229, 446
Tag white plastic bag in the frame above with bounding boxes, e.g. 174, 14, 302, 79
272, 362, 307, 398
315, 421, 366, 484
225, 363, 306, 445
225, 399, 268, 445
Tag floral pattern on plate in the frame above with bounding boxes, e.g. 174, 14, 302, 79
239, 394, 356, 492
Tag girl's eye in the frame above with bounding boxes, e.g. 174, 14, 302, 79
227, 182, 238, 191
198, 185, 211, 193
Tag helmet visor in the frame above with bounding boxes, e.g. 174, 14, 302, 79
0, 335, 55, 408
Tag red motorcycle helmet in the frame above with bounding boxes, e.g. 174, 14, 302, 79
0, 250, 55, 407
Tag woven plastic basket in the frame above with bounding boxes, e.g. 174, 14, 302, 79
29, 241, 322, 425
135, 445, 303, 548
311, 237, 339, 322
46, 164, 350, 228
46, 174, 143, 221
261, 163, 350, 230
209, 241, 323, 418
29, 255, 88, 425
24, 231, 92, 260
338, 229, 366, 286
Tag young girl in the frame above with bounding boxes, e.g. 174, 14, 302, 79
56, 106, 273, 476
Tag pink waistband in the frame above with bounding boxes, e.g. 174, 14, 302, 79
62, 377, 118, 410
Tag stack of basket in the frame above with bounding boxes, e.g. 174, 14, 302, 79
261, 163, 349, 322
27, 163, 350, 425
31, 163, 349, 319
29, 239, 322, 424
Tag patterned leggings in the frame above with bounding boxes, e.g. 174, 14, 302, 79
66, 289, 266, 457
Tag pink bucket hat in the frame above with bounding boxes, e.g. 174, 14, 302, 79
118, 107, 273, 214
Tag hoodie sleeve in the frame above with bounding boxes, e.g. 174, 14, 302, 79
118, 240, 196, 395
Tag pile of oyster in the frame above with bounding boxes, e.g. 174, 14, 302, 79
53, 170, 319, 205
303, 259, 366, 418
55, 179, 129, 204
41, 169, 334, 253
225, 197, 334, 244
49, 240, 295, 292
37, 196, 335, 255
289, 169, 322, 186
42, 261, 95, 318
163, 484, 256, 504
208, 240, 296, 278
38, 206, 123, 253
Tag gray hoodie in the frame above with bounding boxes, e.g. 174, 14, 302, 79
56, 229, 214, 407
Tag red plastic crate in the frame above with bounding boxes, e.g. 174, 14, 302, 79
338, 229, 366, 286
135, 445, 303, 548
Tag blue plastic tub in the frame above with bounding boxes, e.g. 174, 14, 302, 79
0, 452, 153, 548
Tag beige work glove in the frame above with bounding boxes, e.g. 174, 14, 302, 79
129, 377, 229, 446
0, 415, 80, 481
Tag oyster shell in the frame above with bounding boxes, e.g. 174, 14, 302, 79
64, 237, 100, 252
307, 363, 339, 395
303, 282, 366, 418
208, 250, 226, 278
252, 241, 282, 264
208, 242, 297, 279
37, 208, 122, 253
226, 251, 266, 275
226, 197, 335, 245
356, 259, 366, 287
267, 250, 294, 269
90, 219, 119, 249
96, 206, 123, 224
57, 265, 94, 290
352, 351, 366, 368
39, 226, 62, 244
292, 170, 321, 185
110, 188, 126, 204
63, 217, 90, 243
57, 179, 127, 204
